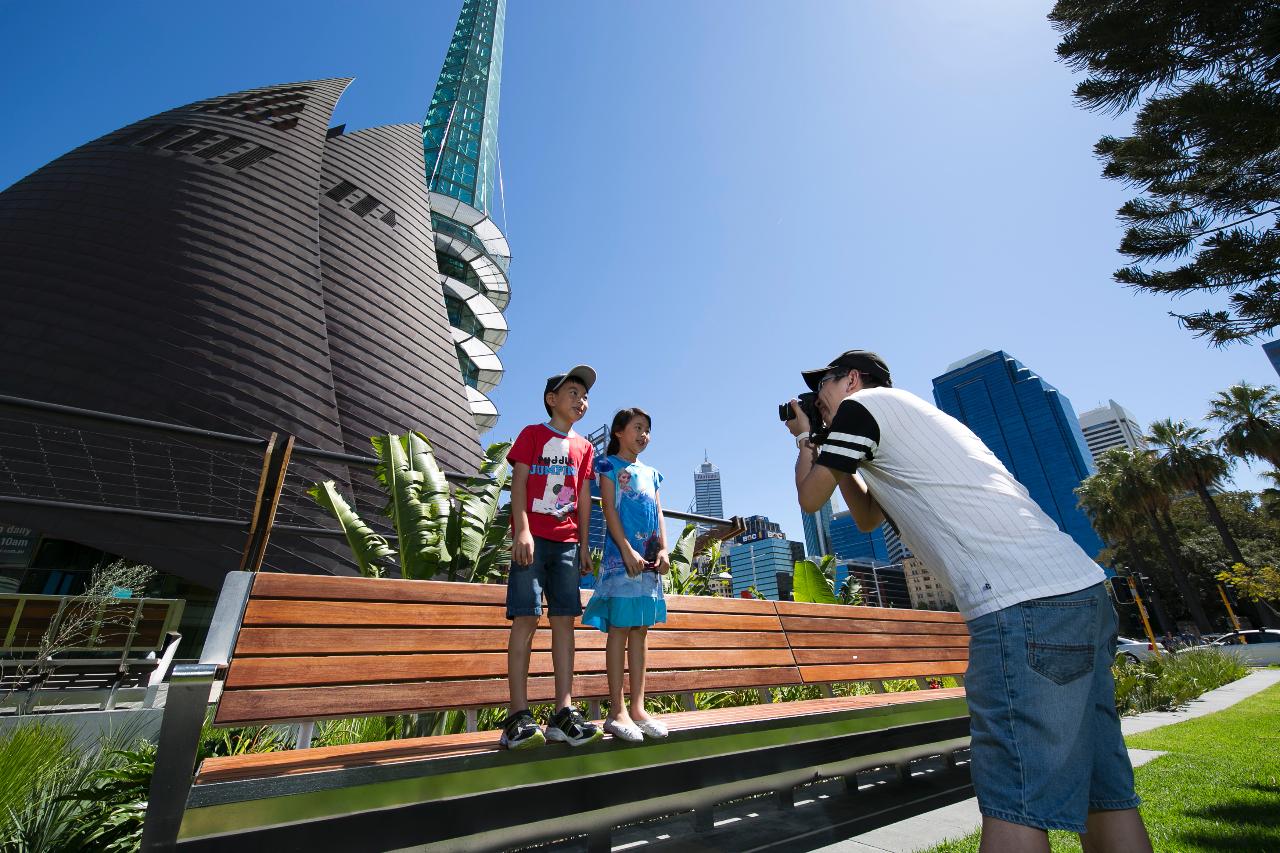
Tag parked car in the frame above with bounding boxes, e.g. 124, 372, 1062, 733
1115, 636, 1159, 663
1181, 629, 1280, 666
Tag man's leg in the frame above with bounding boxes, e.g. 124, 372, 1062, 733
550, 614, 576, 709
978, 816, 1049, 853
507, 616, 537, 712
1079, 809, 1153, 853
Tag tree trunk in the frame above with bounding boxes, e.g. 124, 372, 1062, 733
1145, 507, 1212, 633
1192, 478, 1279, 627
1123, 533, 1174, 635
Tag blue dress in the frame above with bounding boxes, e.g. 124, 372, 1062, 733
582, 455, 668, 632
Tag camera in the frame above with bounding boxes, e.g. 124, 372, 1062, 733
778, 392, 820, 426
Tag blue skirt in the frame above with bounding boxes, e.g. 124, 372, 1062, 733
582, 594, 667, 633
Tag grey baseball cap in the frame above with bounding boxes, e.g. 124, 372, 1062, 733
545, 364, 596, 395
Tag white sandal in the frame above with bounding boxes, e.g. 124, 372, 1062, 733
635, 717, 668, 739
603, 718, 645, 743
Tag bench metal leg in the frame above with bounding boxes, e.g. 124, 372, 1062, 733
681, 692, 697, 711
140, 663, 217, 853
585, 828, 611, 853
295, 720, 315, 749
464, 709, 478, 733
775, 786, 794, 810
894, 762, 912, 785
946, 750, 960, 769
587, 700, 602, 720
757, 687, 773, 704
840, 773, 860, 794
693, 807, 715, 832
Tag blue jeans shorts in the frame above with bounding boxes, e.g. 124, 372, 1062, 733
965, 583, 1141, 833
505, 536, 583, 619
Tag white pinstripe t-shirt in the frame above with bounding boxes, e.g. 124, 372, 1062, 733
815, 387, 1103, 620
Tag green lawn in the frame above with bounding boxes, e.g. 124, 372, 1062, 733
923, 682, 1280, 852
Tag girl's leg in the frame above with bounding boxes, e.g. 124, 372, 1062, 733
606, 627, 633, 724
627, 626, 650, 721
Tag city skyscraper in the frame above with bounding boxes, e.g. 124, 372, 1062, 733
829, 511, 890, 563
932, 350, 1103, 557
1264, 340, 1280, 379
584, 423, 610, 575
801, 498, 835, 557
725, 538, 801, 600
424, 0, 511, 431
1078, 399, 1145, 465
693, 456, 724, 519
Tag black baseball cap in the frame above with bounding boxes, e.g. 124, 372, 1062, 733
544, 364, 596, 396
801, 350, 892, 392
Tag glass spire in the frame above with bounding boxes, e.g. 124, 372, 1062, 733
424, 0, 506, 214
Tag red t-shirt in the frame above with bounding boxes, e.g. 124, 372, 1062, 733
507, 423, 595, 543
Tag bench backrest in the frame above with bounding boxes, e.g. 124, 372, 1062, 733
215, 573, 797, 725
0, 593, 184, 656
775, 601, 968, 684
211, 572, 965, 727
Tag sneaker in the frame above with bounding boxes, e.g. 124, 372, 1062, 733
499, 710, 545, 751
604, 717, 645, 743
545, 706, 603, 746
635, 716, 668, 739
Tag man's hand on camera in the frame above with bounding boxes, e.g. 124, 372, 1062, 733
786, 399, 811, 438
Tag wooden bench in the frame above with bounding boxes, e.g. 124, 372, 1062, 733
141, 572, 970, 852
0, 592, 184, 714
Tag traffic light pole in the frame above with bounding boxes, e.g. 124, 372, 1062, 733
1217, 583, 1247, 644
1129, 576, 1162, 657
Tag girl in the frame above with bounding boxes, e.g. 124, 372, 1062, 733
582, 408, 670, 742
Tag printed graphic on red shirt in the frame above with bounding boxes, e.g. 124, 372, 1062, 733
508, 424, 595, 542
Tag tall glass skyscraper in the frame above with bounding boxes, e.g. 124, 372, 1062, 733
424, 0, 511, 431
1077, 399, 1145, 465
1264, 340, 1280, 379
801, 498, 835, 557
829, 511, 890, 562
693, 456, 724, 519
931, 350, 1103, 557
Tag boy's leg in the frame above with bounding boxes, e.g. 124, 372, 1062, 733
507, 616, 537, 712
505, 536, 547, 713
550, 614, 576, 709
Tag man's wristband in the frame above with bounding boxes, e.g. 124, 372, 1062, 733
795, 432, 811, 449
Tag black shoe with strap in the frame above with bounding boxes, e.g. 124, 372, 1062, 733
545, 706, 603, 747
499, 709, 545, 751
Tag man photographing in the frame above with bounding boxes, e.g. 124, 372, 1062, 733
785, 350, 1152, 853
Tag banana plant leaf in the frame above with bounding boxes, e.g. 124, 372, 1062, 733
471, 501, 512, 584
792, 559, 838, 604
447, 441, 512, 582
307, 481, 393, 577
372, 433, 451, 579
665, 524, 707, 595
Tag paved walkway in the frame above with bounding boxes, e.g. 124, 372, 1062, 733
813, 668, 1280, 853
586, 668, 1279, 853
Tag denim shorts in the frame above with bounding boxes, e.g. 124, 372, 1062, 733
965, 583, 1140, 833
505, 536, 583, 619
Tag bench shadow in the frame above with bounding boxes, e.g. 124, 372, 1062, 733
532, 755, 975, 853
1173, 784, 1280, 852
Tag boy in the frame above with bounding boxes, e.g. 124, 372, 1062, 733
501, 364, 603, 750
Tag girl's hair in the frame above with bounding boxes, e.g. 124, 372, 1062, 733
607, 407, 652, 456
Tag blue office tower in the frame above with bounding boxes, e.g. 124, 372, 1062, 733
801, 499, 835, 557
829, 511, 889, 562
1264, 340, 1280, 379
931, 350, 1104, 557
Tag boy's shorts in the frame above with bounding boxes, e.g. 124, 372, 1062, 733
506, 536, 583, 619
964, 582, 1141, 833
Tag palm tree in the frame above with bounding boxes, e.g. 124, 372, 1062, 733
1099, 447, 1212, 632
1207, 382, 1280, 469
1077, 455, 1173, 633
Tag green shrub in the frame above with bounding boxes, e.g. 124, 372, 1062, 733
1112, 648, 1248, 716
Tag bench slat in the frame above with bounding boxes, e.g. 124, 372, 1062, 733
224, 648, 798, 688
213, 666, 804, 725
791, 648, 969, 665
233, 626, 789, 655
196, 687, 968, 785
243, 599, 784, 633
775, 602, 966, 623
786, 631, 969, 649
779, 615, 969, 636
797, 660, 968, 683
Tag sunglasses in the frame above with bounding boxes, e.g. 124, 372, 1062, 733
817, 370, 851, 391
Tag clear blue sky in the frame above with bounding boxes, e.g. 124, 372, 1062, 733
3, 1, 1275, 544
